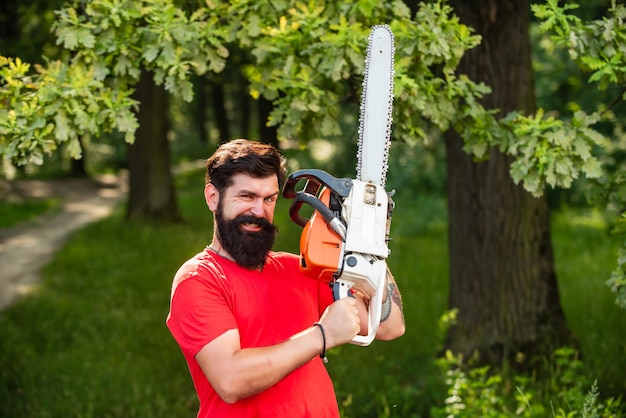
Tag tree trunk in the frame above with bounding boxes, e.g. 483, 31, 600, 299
238, 71, 252, 139
444, 0, 573, 366
127, 69, 181, 221
259, 97, 278, 148
211, 78, 230, 142
194, 75, 209, 144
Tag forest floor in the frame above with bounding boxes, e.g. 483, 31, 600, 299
0, 174, 127, 311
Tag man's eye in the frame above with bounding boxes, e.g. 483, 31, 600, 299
265, 196, 277, 203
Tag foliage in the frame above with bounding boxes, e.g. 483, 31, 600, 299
1, 0, 622, 196
530, 0, 626, 308
533, 0, 626, 90
224, 0, 615, 202
0, 0, 523, 192
1, 0, 229, 165
2, 0, 619, 198
234, 0, 487, 148
53, 1, 229, 99
502, 109, 604, 194
0, 56, 137, 165
431, 347, 624, 418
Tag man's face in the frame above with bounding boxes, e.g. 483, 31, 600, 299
213, 173, 279, 269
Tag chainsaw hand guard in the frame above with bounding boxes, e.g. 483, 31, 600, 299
283, 169, 352, 228
283, 169, 353, 200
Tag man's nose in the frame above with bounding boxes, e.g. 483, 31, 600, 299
248, 198, 265, 217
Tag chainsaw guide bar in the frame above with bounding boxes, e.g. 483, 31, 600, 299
357, 25, 394, 188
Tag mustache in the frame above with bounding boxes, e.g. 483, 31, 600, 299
232, 214, 274, 230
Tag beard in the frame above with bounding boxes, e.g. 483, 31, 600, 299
215, 203, 278, 270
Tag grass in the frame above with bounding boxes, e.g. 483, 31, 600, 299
0, 197, 59, 228
0, 169, 625, 417
551, 207, 626, 398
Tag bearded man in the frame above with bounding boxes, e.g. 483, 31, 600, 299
166, 139, 405, 417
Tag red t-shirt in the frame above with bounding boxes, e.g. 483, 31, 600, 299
166, 249, 338, 418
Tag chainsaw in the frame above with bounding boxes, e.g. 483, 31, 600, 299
282, 25, 395, 346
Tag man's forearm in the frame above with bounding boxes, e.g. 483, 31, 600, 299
376, 271, 405, 340
196, 326, 323, 404
197, 297, 362, 404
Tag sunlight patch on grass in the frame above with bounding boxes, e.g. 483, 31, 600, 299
558, 207, 609, 229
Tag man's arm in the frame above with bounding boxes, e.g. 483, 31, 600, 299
375, 269, 405, 340
196, 297, 360, 404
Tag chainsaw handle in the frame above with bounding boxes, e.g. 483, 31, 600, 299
290, 192, 347, 239
282, 169, 353, 199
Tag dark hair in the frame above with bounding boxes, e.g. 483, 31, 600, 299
205, 139, 287, 192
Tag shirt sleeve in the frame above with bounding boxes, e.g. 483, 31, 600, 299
168, 273, 238, 358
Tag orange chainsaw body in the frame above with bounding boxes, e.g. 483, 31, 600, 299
299, 188, 343, 284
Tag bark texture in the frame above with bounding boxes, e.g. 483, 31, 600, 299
444, 0, 573, 365
127, 69, 181, 221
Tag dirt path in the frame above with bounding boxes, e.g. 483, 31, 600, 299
0, 174, 127, 311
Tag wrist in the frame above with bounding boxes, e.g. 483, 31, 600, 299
312, 322, 328, 363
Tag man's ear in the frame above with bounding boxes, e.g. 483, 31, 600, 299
204, 183, 219, 212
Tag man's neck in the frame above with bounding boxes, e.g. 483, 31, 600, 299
206, 238, 230, 257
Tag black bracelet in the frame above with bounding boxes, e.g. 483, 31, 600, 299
313, 322, 328, 364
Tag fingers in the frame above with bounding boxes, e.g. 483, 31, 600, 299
318, 298, 361, 349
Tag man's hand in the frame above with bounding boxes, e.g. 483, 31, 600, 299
318, 297, 361, 349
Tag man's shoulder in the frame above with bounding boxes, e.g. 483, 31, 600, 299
171, 249, 225, 293
266, 251, 300, 268
267, 251, 299, 261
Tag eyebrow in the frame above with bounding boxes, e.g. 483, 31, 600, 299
237, 189, 279, 199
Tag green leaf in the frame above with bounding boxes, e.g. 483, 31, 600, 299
53, 112, 70, 142
67, 136, 83, 159
572, 137, 591, 160
57, 27, 80, 50
144, 45, 160, 63
581, 158, 602, 179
